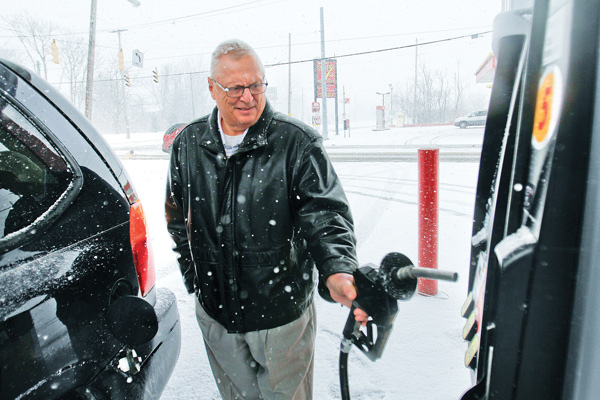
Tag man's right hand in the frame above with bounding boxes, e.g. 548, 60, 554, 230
325, 273, 369, 325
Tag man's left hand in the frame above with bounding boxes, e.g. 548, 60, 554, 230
325, 273, 369, 324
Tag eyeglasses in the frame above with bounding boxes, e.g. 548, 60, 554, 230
210, 77, 268, 98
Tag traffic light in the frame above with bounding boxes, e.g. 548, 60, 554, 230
117, 49, 125, 71
153, 68, 159, 83
124, 73, 131, 87
50, 40, 59, 64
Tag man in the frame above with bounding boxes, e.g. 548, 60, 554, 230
165, 39, 366, 400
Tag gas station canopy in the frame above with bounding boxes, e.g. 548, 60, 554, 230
475, 53, 496, 83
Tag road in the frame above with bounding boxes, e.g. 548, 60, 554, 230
108, 124, 484, 162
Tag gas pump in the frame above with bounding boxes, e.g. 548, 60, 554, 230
459, 1, 600, 399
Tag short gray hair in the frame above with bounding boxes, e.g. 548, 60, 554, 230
209, 39, 264, 77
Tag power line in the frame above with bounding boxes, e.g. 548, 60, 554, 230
86, 28, 492, 63
265, 31, 492, 68
50, 30, 490, 86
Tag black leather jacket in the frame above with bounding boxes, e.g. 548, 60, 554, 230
165, 102, 358, 333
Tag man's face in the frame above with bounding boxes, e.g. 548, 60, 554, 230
209, 54, 267, 135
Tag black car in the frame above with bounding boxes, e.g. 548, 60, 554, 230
0, 59, 181, 399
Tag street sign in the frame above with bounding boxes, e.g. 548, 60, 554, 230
132, 49, 144, 68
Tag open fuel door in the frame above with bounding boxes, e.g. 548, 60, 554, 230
461, 0, 600, 399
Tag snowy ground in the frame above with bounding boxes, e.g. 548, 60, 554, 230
108, 125, 482, 400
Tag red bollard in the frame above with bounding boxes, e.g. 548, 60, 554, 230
418, 148, 439, 296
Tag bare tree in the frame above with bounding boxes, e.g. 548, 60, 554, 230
453, 68, 466, 119
395, 81, 416, 123
394, 63, 461, 124
147, 60, 211, 131
417, 64, 437, 123
3, 14, 58, 79
92, 54, 129, 134
61, 36, 88, 110
435, 69, 453, 122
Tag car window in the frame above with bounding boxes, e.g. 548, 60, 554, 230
0, 96, 73, 241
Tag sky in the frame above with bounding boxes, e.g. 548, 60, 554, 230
0, 0, 501, 122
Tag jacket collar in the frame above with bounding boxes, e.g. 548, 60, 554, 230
203, 101, 273, 154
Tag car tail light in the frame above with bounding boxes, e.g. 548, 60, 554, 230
129, 201, 155, 297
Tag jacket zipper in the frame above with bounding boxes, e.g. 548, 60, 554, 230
222, 154, 244, 331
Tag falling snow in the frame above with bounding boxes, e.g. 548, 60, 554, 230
115, 125, 482, 399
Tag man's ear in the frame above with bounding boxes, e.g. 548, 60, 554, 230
208, 77, 216, 100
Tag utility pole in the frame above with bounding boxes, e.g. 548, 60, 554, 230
302, 87, 304, 122
389, 83, 393, 127
320, 7, 328, 140
288, 33, 292, 116
413, 38, 418, 124
113, 29, 130, 138
335, 62, 339, 136
85, 0, 97, 120
114, 29, 128, 57
343, 86, 350, 138
376, 91, 390, 129
85, 0, 140, 121
189, 73, 196, 119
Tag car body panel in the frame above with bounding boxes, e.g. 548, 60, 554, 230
0, 58, 180, 399
162, 123, 186, 153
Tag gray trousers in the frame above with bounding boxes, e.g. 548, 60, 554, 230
195, 298, 316, 400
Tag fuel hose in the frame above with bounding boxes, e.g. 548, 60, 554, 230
339, 338, 353, 400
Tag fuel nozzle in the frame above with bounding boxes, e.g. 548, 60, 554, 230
342, 252, 459, 361
339, 252, 459, 400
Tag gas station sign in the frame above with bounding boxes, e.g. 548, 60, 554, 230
313, 59, 337, 98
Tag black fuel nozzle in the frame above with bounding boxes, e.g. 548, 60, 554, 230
342, 252, 459, 361
339, 252, 459, 400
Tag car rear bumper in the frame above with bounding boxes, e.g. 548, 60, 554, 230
84, 287, 181, 400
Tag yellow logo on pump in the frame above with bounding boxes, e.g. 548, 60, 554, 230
532, 66, 562, 150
